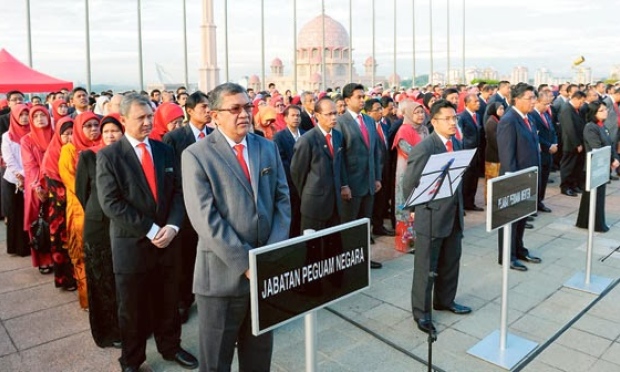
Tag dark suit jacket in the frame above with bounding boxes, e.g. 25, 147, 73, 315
273, 128, 304, 197
336, 112, 383, 197
559, 103, 585, 152
497, 107, 540, 174
551, 95, 568, 125
583, 122, 620, 169
290, 127, 345, 221
300, 110, 315, 132
477, 96, 488, 120
76, 150, 105, 222
181, 130, 291, 297
529, 109, 557, 165
96, 137, 184, 274
458, 110, 481, 150
487, 93, 509, 109
376, 119, 391, 180
163, 124, 213, 169
402, 132, 464, 238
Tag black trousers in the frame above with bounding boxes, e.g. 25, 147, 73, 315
538, 157, 551, 205
576, 184, 607, 231
196, 295, 272, 372
498, 219, 530, 262
289, 191, 302, 238
560, 150, 585, 190
341, 193, 374, 223
462, 158, 480, 208
177, 225, 198, 309
371, 183, 389, 230
411, 223, 463, 321
115, 263, 181, 368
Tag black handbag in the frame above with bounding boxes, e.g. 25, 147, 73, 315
30, 205, 51, 254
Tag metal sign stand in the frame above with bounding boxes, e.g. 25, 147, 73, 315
302, 229, 318, 372
468, 167, 539, 370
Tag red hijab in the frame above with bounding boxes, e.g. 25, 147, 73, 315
151, 102, 184, 141
51, 99, 68, 123
269, 96, 287, 131
27, 105, 53, 152
8, 104, 30, 143
42, 116, 73, 182
72, 112, 101, 153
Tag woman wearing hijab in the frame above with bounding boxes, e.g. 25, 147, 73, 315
576, 102, 620, 232
75, 114, 123, 347
51, 99, 69, 125
483, 102, 505, 203
254, 105, 278, 140
59, 112, 101, 309
20, 105, 54, 273
149, 102, 184, 141
392, 100, 429, 252
93, 96, 110, 116
269, 96, 287, 131
1, 104, 31, 257
42, 117, 77, 290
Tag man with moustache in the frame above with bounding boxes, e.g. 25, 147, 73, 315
163, 91, 212, 323
182, 83, 290, 371
496, 83, 543, 272
402, 99, 471, 335
273, 104, 305, 237
291, 98, 345, 231
97, 93, 198, 371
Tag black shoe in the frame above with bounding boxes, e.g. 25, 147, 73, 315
415, 318, 436, 334
372, 226, 395, 236
573, 186, 583, 193
548, 179, 555, 183
596, 225, 610, 233
112, 340, 122, 349
518, 254, 541, 263
538, 205, 552, 213
611, 175, 619, 181
122, 367, 138, 372
465, 206, 484, 211
433, 302, 472, 314
370, 237, 375, 245
525, 223, 534, 229
163, 348, 199, 370
510, 260, 528, 271
370, 260, 382, 269
178, 307, 190, 324
561, 189, 577, 197
526, 216, 535, 222
532, 212, 538, 217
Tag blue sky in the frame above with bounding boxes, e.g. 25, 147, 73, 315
0, 0, 617, 88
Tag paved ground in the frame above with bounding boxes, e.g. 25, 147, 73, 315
1, 170, 620, 371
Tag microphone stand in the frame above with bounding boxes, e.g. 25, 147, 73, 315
423, 160, 452, 372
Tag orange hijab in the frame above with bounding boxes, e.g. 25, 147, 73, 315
27, 105, 53, 152
151, 102, 184, 141
8, 104, 30, 143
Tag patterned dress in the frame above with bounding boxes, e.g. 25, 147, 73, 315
45, 177, 76, 289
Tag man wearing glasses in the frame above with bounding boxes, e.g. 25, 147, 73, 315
403, 99, 471, 335
182, 83, 290, 371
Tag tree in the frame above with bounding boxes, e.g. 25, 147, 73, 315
470, 78, 500, 85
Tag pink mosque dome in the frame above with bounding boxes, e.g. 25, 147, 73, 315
270, 58, 283, 67
364, 56, 376, 66
310, 72, 322, 83
298, 15, 350, 49
248, 75, 261, 84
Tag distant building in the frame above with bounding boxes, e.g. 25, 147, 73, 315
465, 68, 481, 84
535, 68, 552, 87
447, 69, 463, 85
482, 67, 499, 81
610, 65, 620, 80
572, 67, 592, 85
511, 66, 529, 83
430, 72, 445, 85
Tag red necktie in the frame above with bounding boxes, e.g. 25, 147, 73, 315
455, 126, 463, 141
376, 123, 386, 147
472, 113, 478, 125
325, 133, 334, 156
540, 112, 549, 129
446, 139, 454, 152
234, 144, 251, 182
357, 115, 370, 148
310, 115, 316, 127
198, 131, 205, 139
137, 143, 157, 202
523, 117, 532, 131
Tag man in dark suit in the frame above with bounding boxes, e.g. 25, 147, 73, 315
69, 87, 91, 118
162, 91, 212, 324
559, 91, 587, 197
337, 83, 383, 269
273, 104, 304, 237
365, 98, 394, 236
496, 83, 543, 272
484, 81, 510, 124
403, 99, 471, 335
529, 90, 557, 213
300, 91, 316, 131
291, 98, 344, 231
181, 83, 290, 372
97, 93, 198, 372
459, 94, 483, 211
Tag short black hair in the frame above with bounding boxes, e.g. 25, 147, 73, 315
510, 83, 535, 105
283, 104, 301, 117
247, 88, 254, 93
586, 101, 606, 123
72, 86, 88, 95
429, 99, 455, 119
150, 89, 161, 97
567, 84, 579, 95
186, 91, 209, 110
571, 90, 586, 100
314, 97, 334, 114
442, 88, 459, 99
380, 95, 394, 108
342, 83, 365, 100
176, 86, 187, 94
364, 98, 381, 113
537, 84, 549, 92
6, 90, 24, 101
268, 83, 275, 89
498, 81, 511, 89
177, 92, 189, 100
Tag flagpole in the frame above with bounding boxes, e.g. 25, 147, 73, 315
26, 0, 33, 68
322, 0, 326, 90
349, 0, 353, 82
182, 0, 189, 88
429, 0, 433, 84
371, 0, 376, 87
137, 0, 144, 91
293, 0, 298, 92
85, 0, 92, 92
447, 0, 450, 85
412, 0, 416, 86
462, 0, 466, 84
224, 0, 229, 82
393, 0, 397, 87
261, 0, 265, 90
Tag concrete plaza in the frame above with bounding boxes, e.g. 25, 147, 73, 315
1, 170, 620, 371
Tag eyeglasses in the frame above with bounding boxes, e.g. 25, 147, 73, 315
215, 104, 254, 115
435, 116, 457, 123
83, 123, 100, 129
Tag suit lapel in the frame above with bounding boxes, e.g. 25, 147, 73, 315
121, 137, 157, 207
151, 141, 165, 210
211, 130, 253, 196
184, 125, 196, 147
247, 134, 260, 202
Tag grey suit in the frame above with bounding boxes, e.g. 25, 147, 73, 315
603, 96, 619, 147
402, 132, 464, 320
181, 128, 291, 371
336, 111, 382, 222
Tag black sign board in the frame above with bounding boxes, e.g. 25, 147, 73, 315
249, 219, 370, 335
487, 166, 538, 231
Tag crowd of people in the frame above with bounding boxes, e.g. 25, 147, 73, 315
0, 77, 618, 371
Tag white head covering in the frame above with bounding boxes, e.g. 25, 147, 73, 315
94, 96, 110, 116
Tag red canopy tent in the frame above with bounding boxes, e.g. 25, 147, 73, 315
0, 49, 73, 93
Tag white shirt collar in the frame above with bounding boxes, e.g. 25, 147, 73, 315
512, 106, 527, 119
188, 122, 208, 140
435, 132, 451, 146
287, 127, 301, 140
125, 133, 151, 148
317, 125, 331, 137
218, 128, 247, 149
347, 109, 362, 121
